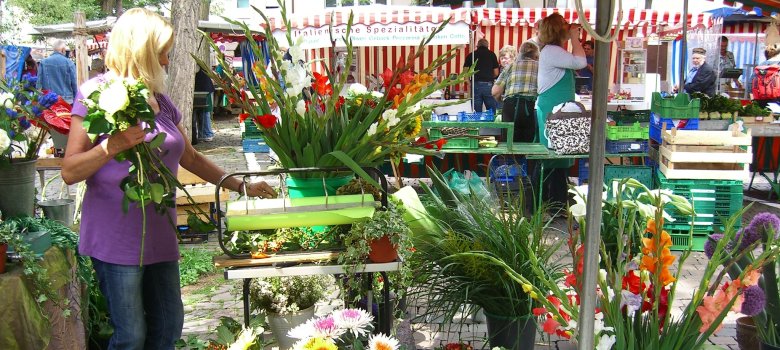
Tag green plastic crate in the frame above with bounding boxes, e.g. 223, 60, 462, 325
607, 109, 651, 125
651, 92, 701, 119
669, 231, 709, 251
243, 120, 263, 136
604, 165, 654, 189
429, 128, 479, 149
606, 122, 649, 140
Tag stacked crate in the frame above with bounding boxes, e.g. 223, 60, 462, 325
606, 109, 650, 155
657, 125, 752, 251
646, 93, 701, 175
242, 120, 270, 153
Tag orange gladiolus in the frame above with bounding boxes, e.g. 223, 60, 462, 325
641, 219, 677, 286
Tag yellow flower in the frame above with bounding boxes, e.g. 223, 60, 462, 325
403, 115, 422, 139
530, 291, 538, 299
522, 283, 533, 293
302, 337, 337, 350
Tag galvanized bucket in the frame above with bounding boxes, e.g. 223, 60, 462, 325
0, 160, 37, 220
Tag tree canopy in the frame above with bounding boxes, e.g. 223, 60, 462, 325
8, 0, 168, 25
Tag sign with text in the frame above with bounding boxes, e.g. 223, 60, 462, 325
273, 22, 469, 49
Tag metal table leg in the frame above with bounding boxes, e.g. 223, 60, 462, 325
243, 278, 251, 327
380, 271, 392, 334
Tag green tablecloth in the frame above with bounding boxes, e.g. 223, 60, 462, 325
0, 247, 85, 350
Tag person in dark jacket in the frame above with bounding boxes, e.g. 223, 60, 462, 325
464, 38, 500, 112
194, 68, 216, 142
684, 47, 717, 96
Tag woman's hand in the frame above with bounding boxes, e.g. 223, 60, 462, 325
245, 181, 278, 199
569, 24, 581, 39
102, 125, 146, 157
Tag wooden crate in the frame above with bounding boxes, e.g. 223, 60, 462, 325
176, 168, 229, 205
176, 202, 211, 225
658, 125, 752, 181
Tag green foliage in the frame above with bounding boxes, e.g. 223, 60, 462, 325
7, 0, 100, 25
248, 275, 330, 314
179, 247, 217, 287
742, 101, 772, 117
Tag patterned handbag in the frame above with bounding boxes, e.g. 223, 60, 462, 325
544, 101, 591, 155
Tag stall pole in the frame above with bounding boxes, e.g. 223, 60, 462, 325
576, 0, 612, 348
679, 0, 689, 88
747, 30, 760, 99
73, 11, 89, 85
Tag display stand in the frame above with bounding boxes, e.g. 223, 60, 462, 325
214, 167, 397, 333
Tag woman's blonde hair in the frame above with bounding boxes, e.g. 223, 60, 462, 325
519, 41, 539, 60
499, 45, 517, 60
538, 14, 569, 47
105, 8, 173, 93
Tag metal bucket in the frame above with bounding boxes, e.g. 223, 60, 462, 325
0, 160, 37, 220
38, 199, 75, 227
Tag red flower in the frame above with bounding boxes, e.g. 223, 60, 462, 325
381, 68, 394, 88
542, 315, 561, 335
532, 307, 547, 316
434, 138, 447, 150
254, 114, 277, 129
335, 96, 345, 112
312, 72, 332, 96
40, 98, 71, 134
238, 113, 250, 123
387, 86, 402, 103
414, 137, 434, 149
399, 70, 415, 86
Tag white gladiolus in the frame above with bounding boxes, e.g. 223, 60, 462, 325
367, 123, 378, 136
371, 91, 383, 99
98, 80, 130, 116
382, 109, 400, 127
348, 83, 368, 96
284, 64, 308, 98
296, 100, 307, 117
288, 38, 305, 63
0, 129, 10, 153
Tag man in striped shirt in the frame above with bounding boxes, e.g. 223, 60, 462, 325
492, 41, 540, 143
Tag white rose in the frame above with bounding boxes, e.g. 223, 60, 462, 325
295, 99, 307, 117
0, 129, 10, 153
98, 80, 130, 116
0, 92, 14, 108
367, 122, 378, 136
80, 80, 101, 99
348, 83, 368, 96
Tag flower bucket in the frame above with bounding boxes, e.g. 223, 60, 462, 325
368, 235, 398, 263
0, 243, 7, 274
285, 174, 353, 198
267, 306, 316, 350
38, 199, 75, 228
484, 312, 536, 350
736, 316, 759, 350
0, 160, 37, 220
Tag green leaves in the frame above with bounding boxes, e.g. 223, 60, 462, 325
149, 133, 166, 149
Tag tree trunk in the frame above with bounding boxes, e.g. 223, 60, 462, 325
168, 0, 201, 140
199, 0, 211, 66
116, 0, 123, 17
644, 0, 652, 9
101, 0, 111, 15
74, 11, 89, 85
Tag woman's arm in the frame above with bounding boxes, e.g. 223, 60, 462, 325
569, 25, 586, 59
176, 125, 276, 198
61, 116, 146, 185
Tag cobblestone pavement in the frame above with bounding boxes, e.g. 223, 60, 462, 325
159, 113, 780, 349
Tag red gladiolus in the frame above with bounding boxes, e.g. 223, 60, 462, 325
254, 114, 277, 129
542, 315, 561, 335
238, 113, 250, 123
434, 138, 447, 150
399, 70, 415, 86
335, 96, 345, 111
312, 72, 332, 96
387, 86, 402, 103
381, 68, 394, 88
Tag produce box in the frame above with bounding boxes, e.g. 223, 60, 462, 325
651, 92, 700, 119
428, 127, 479, 149
607, 109, 651, 125
606, 122, 649, 141
658, 125, 752, 181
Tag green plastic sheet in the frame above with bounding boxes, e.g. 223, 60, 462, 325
226, 206, 376, 231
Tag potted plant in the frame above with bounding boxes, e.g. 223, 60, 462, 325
340, 202, 411, 264
0, 221, 11, 274
705, 212, 780, 350
0, 74, 69, 219
249, 275, 331, 350
195, 0, 473, 189
408, 165, 563, 350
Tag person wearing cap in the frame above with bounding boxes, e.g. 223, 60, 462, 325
684, 47, 716, 96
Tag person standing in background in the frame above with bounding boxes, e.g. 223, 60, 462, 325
684, 47, 717, 96
37, 40, 78, 104
718, 36, 742, 92
194, 67, 215, 142
23, 54, 37, 77
464, 38, 500, 112
576, 40, 594, 91
492, 41, 539, 143
498, 45, 517, 71
535, 14, 587, 211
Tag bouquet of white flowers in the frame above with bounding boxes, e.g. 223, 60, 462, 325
288, 308, 401, 350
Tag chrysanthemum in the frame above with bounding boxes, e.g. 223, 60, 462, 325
334, 308, 374, 337
368, 333, 400, 350
293, 337, 337, 350
311, 316, 346, 340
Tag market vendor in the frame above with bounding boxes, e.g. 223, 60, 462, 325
492, 41, 539, 143
535, 13, 587, 209
684, 47, 716, 97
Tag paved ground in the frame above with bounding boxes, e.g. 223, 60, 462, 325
158, 113, 780, 349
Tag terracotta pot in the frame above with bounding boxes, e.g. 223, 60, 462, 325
737, 316, 759, 350
0, 243, 6, 274
368, 235, 398, 263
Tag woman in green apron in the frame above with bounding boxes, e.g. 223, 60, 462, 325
534, 14, 587, 209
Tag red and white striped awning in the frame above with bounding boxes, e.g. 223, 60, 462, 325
473, 8, 713, 29
267, 6, 471, 31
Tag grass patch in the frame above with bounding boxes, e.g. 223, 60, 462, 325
180, 247, 218, 287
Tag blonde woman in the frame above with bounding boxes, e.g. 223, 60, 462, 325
498, 45, 518, 70
62, 8, 276, 349
534, 13, 586, 210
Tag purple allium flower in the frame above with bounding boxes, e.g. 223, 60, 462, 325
749, 213, 780, 241
704, 233, 724, 259
735, 227, 762, 252
741, 285, 766, 316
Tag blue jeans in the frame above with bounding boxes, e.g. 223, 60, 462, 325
199, 109, 214, 139
473, 81, 498, 112
92, 258, 184, 350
